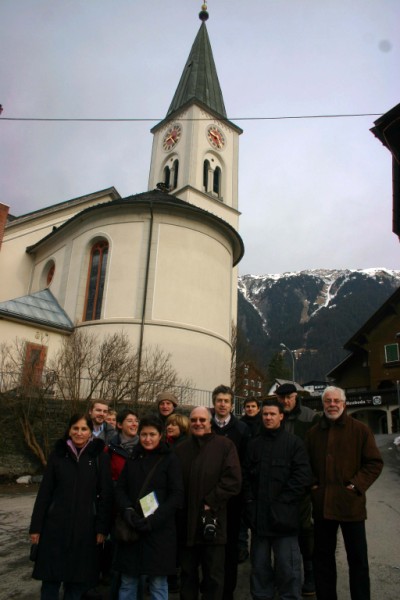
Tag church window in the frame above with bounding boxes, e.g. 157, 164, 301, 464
46, 263, 55, 286
22, 343, 47, 389
164, 166, 171, 189
172, 159, 179, 189
84, 241, 109, 321
203, 160, 210, 191
213, 167, 221, 196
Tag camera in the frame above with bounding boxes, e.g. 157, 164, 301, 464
201, 512, 217, 541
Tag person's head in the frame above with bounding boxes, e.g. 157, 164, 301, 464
139, 416, 164, 451
190, 406, 212, 437
117, 409, 139, 438
212, 384, 234, 420
243, 398, 260, 417
156, 391, 178, 418
275, 383, 298, 414
88, 400, 109, 426
321, 386, 346, 420
65, 413, 93, 448
105, 409, 117, 427
165, 413, 191, 439
261, 399, 284, 430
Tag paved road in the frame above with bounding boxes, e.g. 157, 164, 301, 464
0, 434, 399, 600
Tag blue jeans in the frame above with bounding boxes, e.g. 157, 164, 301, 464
119, 574, 168, 600
250, 534, 301, 600
41, 581, 87, 600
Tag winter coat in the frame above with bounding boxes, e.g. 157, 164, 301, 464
240, 412, 262, 438
174, 433, 242, 546
243, 425, 312, 536
305, 411, 383, 521
113, 442, 184, 577
212, 413, 251, 463
105, 432, 139, 481
29, 437, 113, 584
283, 399, 320, 440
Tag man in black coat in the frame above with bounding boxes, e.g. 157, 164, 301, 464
175, 406, 242, 600
211, 384, 251, 600
243, 399, 312, 600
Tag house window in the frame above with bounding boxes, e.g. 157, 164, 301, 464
250, 379, 255, 387
257, 380, 262, 389
244, 378, 249, 386
22, 343, 47, 388
385, 343, 399, 363
84, 241, 109, 321
244, 365, 249, 375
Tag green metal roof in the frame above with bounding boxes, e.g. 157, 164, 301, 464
167, 22, 227, 119
0, 289, 74, 332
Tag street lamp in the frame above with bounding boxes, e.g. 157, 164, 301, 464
280, 342, 295, 383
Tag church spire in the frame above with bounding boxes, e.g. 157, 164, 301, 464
166, 2, 227, 120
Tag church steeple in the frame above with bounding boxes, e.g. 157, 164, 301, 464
166, 10, 227, 120
148, 2, 242, 231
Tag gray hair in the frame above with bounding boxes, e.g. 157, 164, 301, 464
321, 386, 346, 402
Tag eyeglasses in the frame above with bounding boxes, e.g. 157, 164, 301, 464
323, 398, 344, 405
190, 418, 208, 423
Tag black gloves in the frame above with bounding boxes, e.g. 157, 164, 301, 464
123, 507, 141, 528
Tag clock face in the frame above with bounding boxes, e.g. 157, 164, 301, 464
207, 125, 226, 150
162, 124, 182, 151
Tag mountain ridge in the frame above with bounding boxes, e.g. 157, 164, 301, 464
237, 268, 400, 382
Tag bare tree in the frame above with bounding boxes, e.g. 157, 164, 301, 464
0, 331, 193, 466
230, 321, 238, 389
0, 338, 53, 466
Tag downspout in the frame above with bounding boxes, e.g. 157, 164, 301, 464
135, 202, 154, 404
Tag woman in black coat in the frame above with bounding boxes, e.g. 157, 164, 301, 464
114, 415, 184, 600
29, 413, 113, 600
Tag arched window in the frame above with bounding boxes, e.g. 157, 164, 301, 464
84, 240, 109, 321
213, 167, 221, 196
164, 166, 171, 189
172, 159, 179, 189
203, 160, 210, 191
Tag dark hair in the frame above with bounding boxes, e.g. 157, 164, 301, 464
138, 415, 164, 435
262, 399, 284, 413
212, 384, 234, 404
64, 413, 93, 440
243, 397, 260, 407
117, 408, 139, 425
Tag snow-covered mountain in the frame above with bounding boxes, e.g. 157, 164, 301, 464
237, 268, 400, 381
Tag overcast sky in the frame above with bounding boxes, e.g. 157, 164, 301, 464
1, 0, 399, 276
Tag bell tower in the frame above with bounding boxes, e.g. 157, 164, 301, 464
148, 3, 243, 231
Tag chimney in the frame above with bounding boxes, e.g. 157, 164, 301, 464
0, 203, 10, 250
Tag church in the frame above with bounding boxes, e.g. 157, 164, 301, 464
0, 4, 244, 398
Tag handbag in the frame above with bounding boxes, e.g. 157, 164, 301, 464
114, 456, 164, 544
114, 513, 139, 543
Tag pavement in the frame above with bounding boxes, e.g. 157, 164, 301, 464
0, 434, 399, 599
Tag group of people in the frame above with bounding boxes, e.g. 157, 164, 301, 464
29, 384, 383, 600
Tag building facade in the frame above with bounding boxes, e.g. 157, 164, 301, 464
0, 7, 244, 397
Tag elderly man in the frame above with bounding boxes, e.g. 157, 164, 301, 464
305, 386, 383, 600
275, 383, 319, 596
243, 399, 312, 600
174, 406, 242, 600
